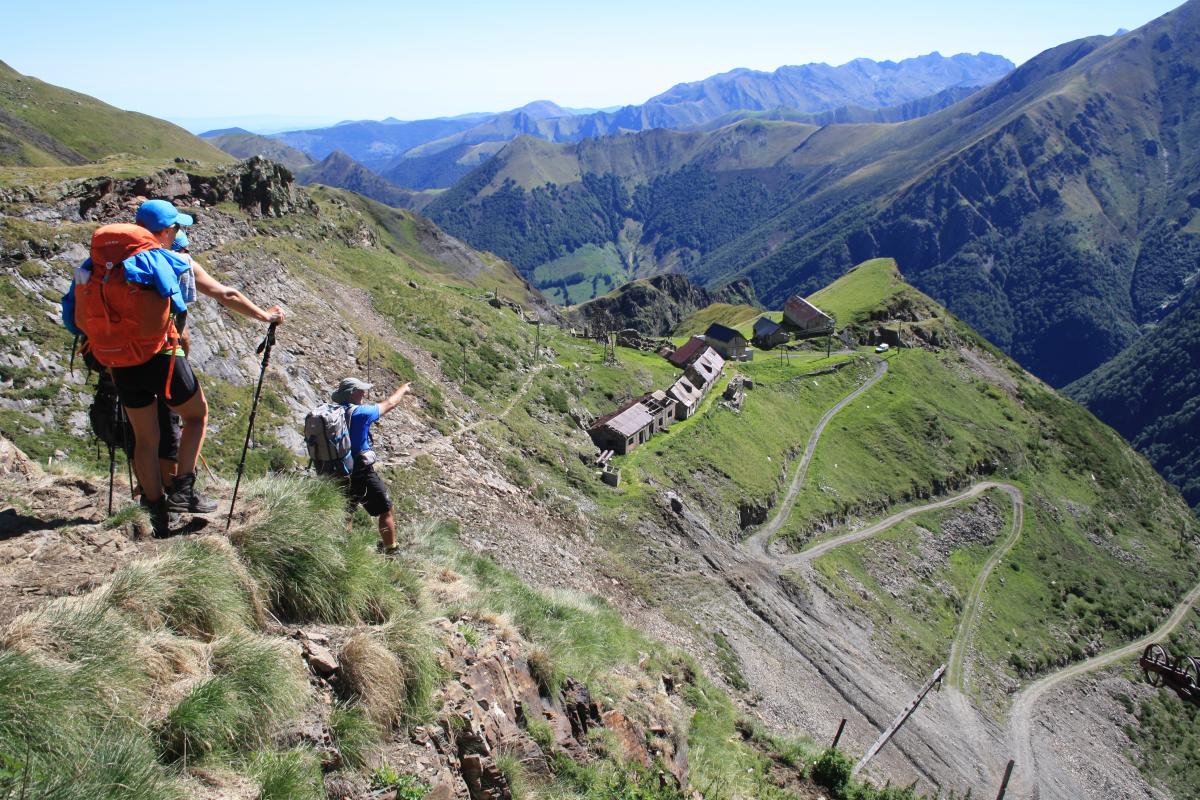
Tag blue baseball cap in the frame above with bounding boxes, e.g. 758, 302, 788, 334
172, 231, 190, 251
136, 199, 194, 232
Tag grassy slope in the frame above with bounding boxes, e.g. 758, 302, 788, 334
776, 260, 1197, 711
0, 60, 231, 166
673, 303, 768, 339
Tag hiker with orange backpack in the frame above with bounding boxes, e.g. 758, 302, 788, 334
62, 200, 282, 535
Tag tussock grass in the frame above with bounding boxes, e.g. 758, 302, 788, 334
0, 649, 182, 800
339, 632, 407, 729
104, 536, 263, 638
339, 610, 442, 731
156, 634, 305, 762
329, 703, 379, 770
1, 599, 149, 705
231, 475, 406, 624
250, 747, 325, 800
103, 503, 149, 530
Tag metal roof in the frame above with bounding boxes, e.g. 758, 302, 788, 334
668, 376, 703, 408
754, 316, 781, 335
784, 296, 833, 327
668, 336, 707, 367
704, 323, 744, 343
688, 348, 726, 388
601, 403, 655, 437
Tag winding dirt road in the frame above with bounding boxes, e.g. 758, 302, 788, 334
1007, 579, 1200, 797
746, 355, 888, 561
738, 348, 1200, 796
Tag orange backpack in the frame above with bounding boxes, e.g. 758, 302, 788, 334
75, 224, 180, 384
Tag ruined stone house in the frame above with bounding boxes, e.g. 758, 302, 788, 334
587, 402, 655, 455
685, 348, 725, 393
666, 375, 704, 420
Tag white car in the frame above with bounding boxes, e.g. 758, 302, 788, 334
874, 343, 890, 353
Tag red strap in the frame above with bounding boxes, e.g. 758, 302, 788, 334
162, 320, 179, 400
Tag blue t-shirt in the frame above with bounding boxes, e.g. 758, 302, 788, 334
342, 404, 380, 454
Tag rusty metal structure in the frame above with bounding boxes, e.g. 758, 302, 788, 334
1140, 642, 1200, 704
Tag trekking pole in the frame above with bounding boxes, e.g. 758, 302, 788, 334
107, 445, 116, 516
226, 322, 278, 531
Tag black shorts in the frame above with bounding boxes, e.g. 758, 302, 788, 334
341, 465, 392, 517
112, 353, 200, 409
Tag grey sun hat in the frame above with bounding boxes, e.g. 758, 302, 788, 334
331, 377, 373, 404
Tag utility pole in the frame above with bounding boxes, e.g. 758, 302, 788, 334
995, 760, 1015, 800
831, 719, 847, 749
852, 664, 946, 775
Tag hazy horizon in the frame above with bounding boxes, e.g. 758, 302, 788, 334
0, 0, 1182, 132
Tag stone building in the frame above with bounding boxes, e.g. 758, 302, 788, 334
782, 296, 834, 335
703, 323, 751, 361
588, 402, 655, 455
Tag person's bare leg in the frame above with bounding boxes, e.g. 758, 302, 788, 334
378, 509, 397, 549
124, 404, 163, 502
172, 386, 208, 477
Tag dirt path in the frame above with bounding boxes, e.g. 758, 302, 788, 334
746, 356, 888, 560
455, 362, 552, 437
1008, 578, 1200, 797
946, 485, 1023, 689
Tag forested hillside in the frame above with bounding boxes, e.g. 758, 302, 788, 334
1068, 282, 1200, 509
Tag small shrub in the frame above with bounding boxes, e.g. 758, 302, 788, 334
370, 764, 428, 799
524, 717, 554, 752
811, 747, 853, 795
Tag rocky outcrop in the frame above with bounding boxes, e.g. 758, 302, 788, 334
426, 620, 688, 799
0, 156, 312, 222
572, 274, 757, 336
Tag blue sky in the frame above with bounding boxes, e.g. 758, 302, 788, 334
0, 0, 1182, 131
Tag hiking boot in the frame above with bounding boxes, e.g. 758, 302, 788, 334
376, 541, 401, 558
166, 472, 218, 514
142, 496, 178, 538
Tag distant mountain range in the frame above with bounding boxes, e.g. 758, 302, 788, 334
428, 4, 1200, 394
225, 52, 1011, 190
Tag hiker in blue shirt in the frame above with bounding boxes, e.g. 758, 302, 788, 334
330, 377, 410, 554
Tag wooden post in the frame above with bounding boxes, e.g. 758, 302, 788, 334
852, 664, 946, 775
827, 333, 832, 358
831, 718, 847, 749
366, 338, 371, 385
534, 321, 541, 361
995, 759, 1015, 800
